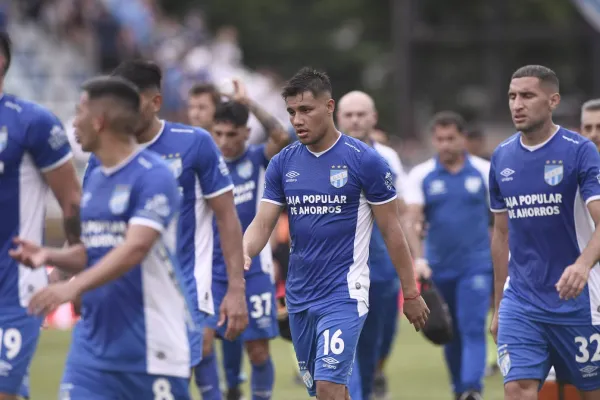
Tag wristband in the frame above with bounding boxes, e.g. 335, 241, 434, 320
414, 258, 428, 264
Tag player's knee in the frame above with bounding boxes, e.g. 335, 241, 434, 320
504, 380, 538, 400
316, 381, 346, 400
0, 393, 18, 400
202, 328, 215, 357
245, 339, 270, 365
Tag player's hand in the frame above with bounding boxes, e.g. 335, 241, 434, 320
8, 237, 48, 268
403, 295, 429, 332
489, 311, 499, 344
28, 281, 79, 316
556, 262, 590, 300
218, 283, 249, 340
243, 254, 252, 271
414, 258, 432, 279
222, 79, 249, 105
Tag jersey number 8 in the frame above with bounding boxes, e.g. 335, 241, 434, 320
323, 329, 345, 356
574, 334, 600, 363
0, 328, 22, 360
249, 292, 272, 319
153, 378, 174, 400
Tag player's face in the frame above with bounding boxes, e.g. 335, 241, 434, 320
188, 93, 216, 130
432, 124, 465, 164
135, 90, 161, 139
337, 102, 376, 142
73, 92, 100, 152
508, 77, 559, 133
212, 121, 249, 159
581, 109, 600, 151
286, 91, 335, 146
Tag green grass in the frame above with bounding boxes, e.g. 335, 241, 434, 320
30, 320, 505, 399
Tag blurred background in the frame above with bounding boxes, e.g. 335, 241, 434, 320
3, 0, 599, 397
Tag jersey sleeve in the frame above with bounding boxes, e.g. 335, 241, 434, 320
488, 156, 507, 212
359, 149, 397, 205
129, 165, 181, 233
194, 133, 234, 198
262, 153, 285, 205
404, 167, 425, 205
577, 140, 600, 205
25, 108, 72, 172
82, 154, 100, 188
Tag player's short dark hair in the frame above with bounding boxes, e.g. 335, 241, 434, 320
111, 59, 162, 91
281, 67, 332, 100
465, 127, 484, 140
582, 99, 600, 113
189, 82, 220, 106
82, 76, 141, 133
0, 31, 11, 74
429, 111, 466, 134
214, 101, 249, 127
511, 65, 559, 92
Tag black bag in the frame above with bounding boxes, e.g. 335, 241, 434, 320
419, 278, 454, 345
277, 297, 293, 342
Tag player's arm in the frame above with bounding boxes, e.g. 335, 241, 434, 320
244, 201, 283, 261
44, 161, 82, 246
490, 211, 509, 312
228, 79, 289, 160
207, 192, 245, 289
9, 239, 87, 274
404, 166, 429, 276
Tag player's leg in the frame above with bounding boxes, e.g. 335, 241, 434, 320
432, 278, 463, 396
221, 338, 245, 399
244, 274, 279, 400
545, 324, 600, 399
356, 281, 386, 399
372, 281, 400, 399
288, 308, 318, 398
314, 299, 368, 400
195, 281, 227, 400
455, 272, 492, 398
497, 302, 551, 400
0, 315, 42, 400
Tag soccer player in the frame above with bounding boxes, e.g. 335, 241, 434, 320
336, 90, 411, 400
83, 60, 249, 392
188, 83, 221, 131
199, 79, 290, 400
405, 111, 492, 400
489, 65, 600, 400
10, 76, 192, 399
243, 67, 429, 400
0, 32, 81, 400
580, 98, 600, 152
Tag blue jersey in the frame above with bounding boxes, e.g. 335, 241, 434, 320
405, 154, 491, 280
262, 134, 397, 313
489, 127, 600, 325
84, 121, 233, 316
368, 142, 407, 282
0, 94, 72, 314
213, 144, 273, 281
72, 149, 192, 378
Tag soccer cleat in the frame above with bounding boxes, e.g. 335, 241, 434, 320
372, 371, 389, 399
458, 390, 483, 400
225, 386, 246, 400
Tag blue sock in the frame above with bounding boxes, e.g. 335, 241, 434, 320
222, 338, 244, 389
194, 350, 223, 400
251, 357, 274, 400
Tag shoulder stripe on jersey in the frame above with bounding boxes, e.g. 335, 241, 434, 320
129, 217, 165, 233
367, 194, 397, 206
261, 199, 284, 206
500, 136, 518, 147
490, 207, 507, 213
561, 135, 580, 145
39, 152, 73, 173
585, 195, 600, 205
204, 184, 234, 199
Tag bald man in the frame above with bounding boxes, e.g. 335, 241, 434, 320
337, 91, 415, 400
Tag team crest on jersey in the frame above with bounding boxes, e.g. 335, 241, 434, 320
164, 155, 182, 178
465, 176, 482, 193
237, 159, 253, 179
109, 185, 131, 215
0, 126, 7, 153
330, 165, 348, 188
544, 160, 563, 186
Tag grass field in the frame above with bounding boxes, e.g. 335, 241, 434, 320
30, 318, 505, 400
